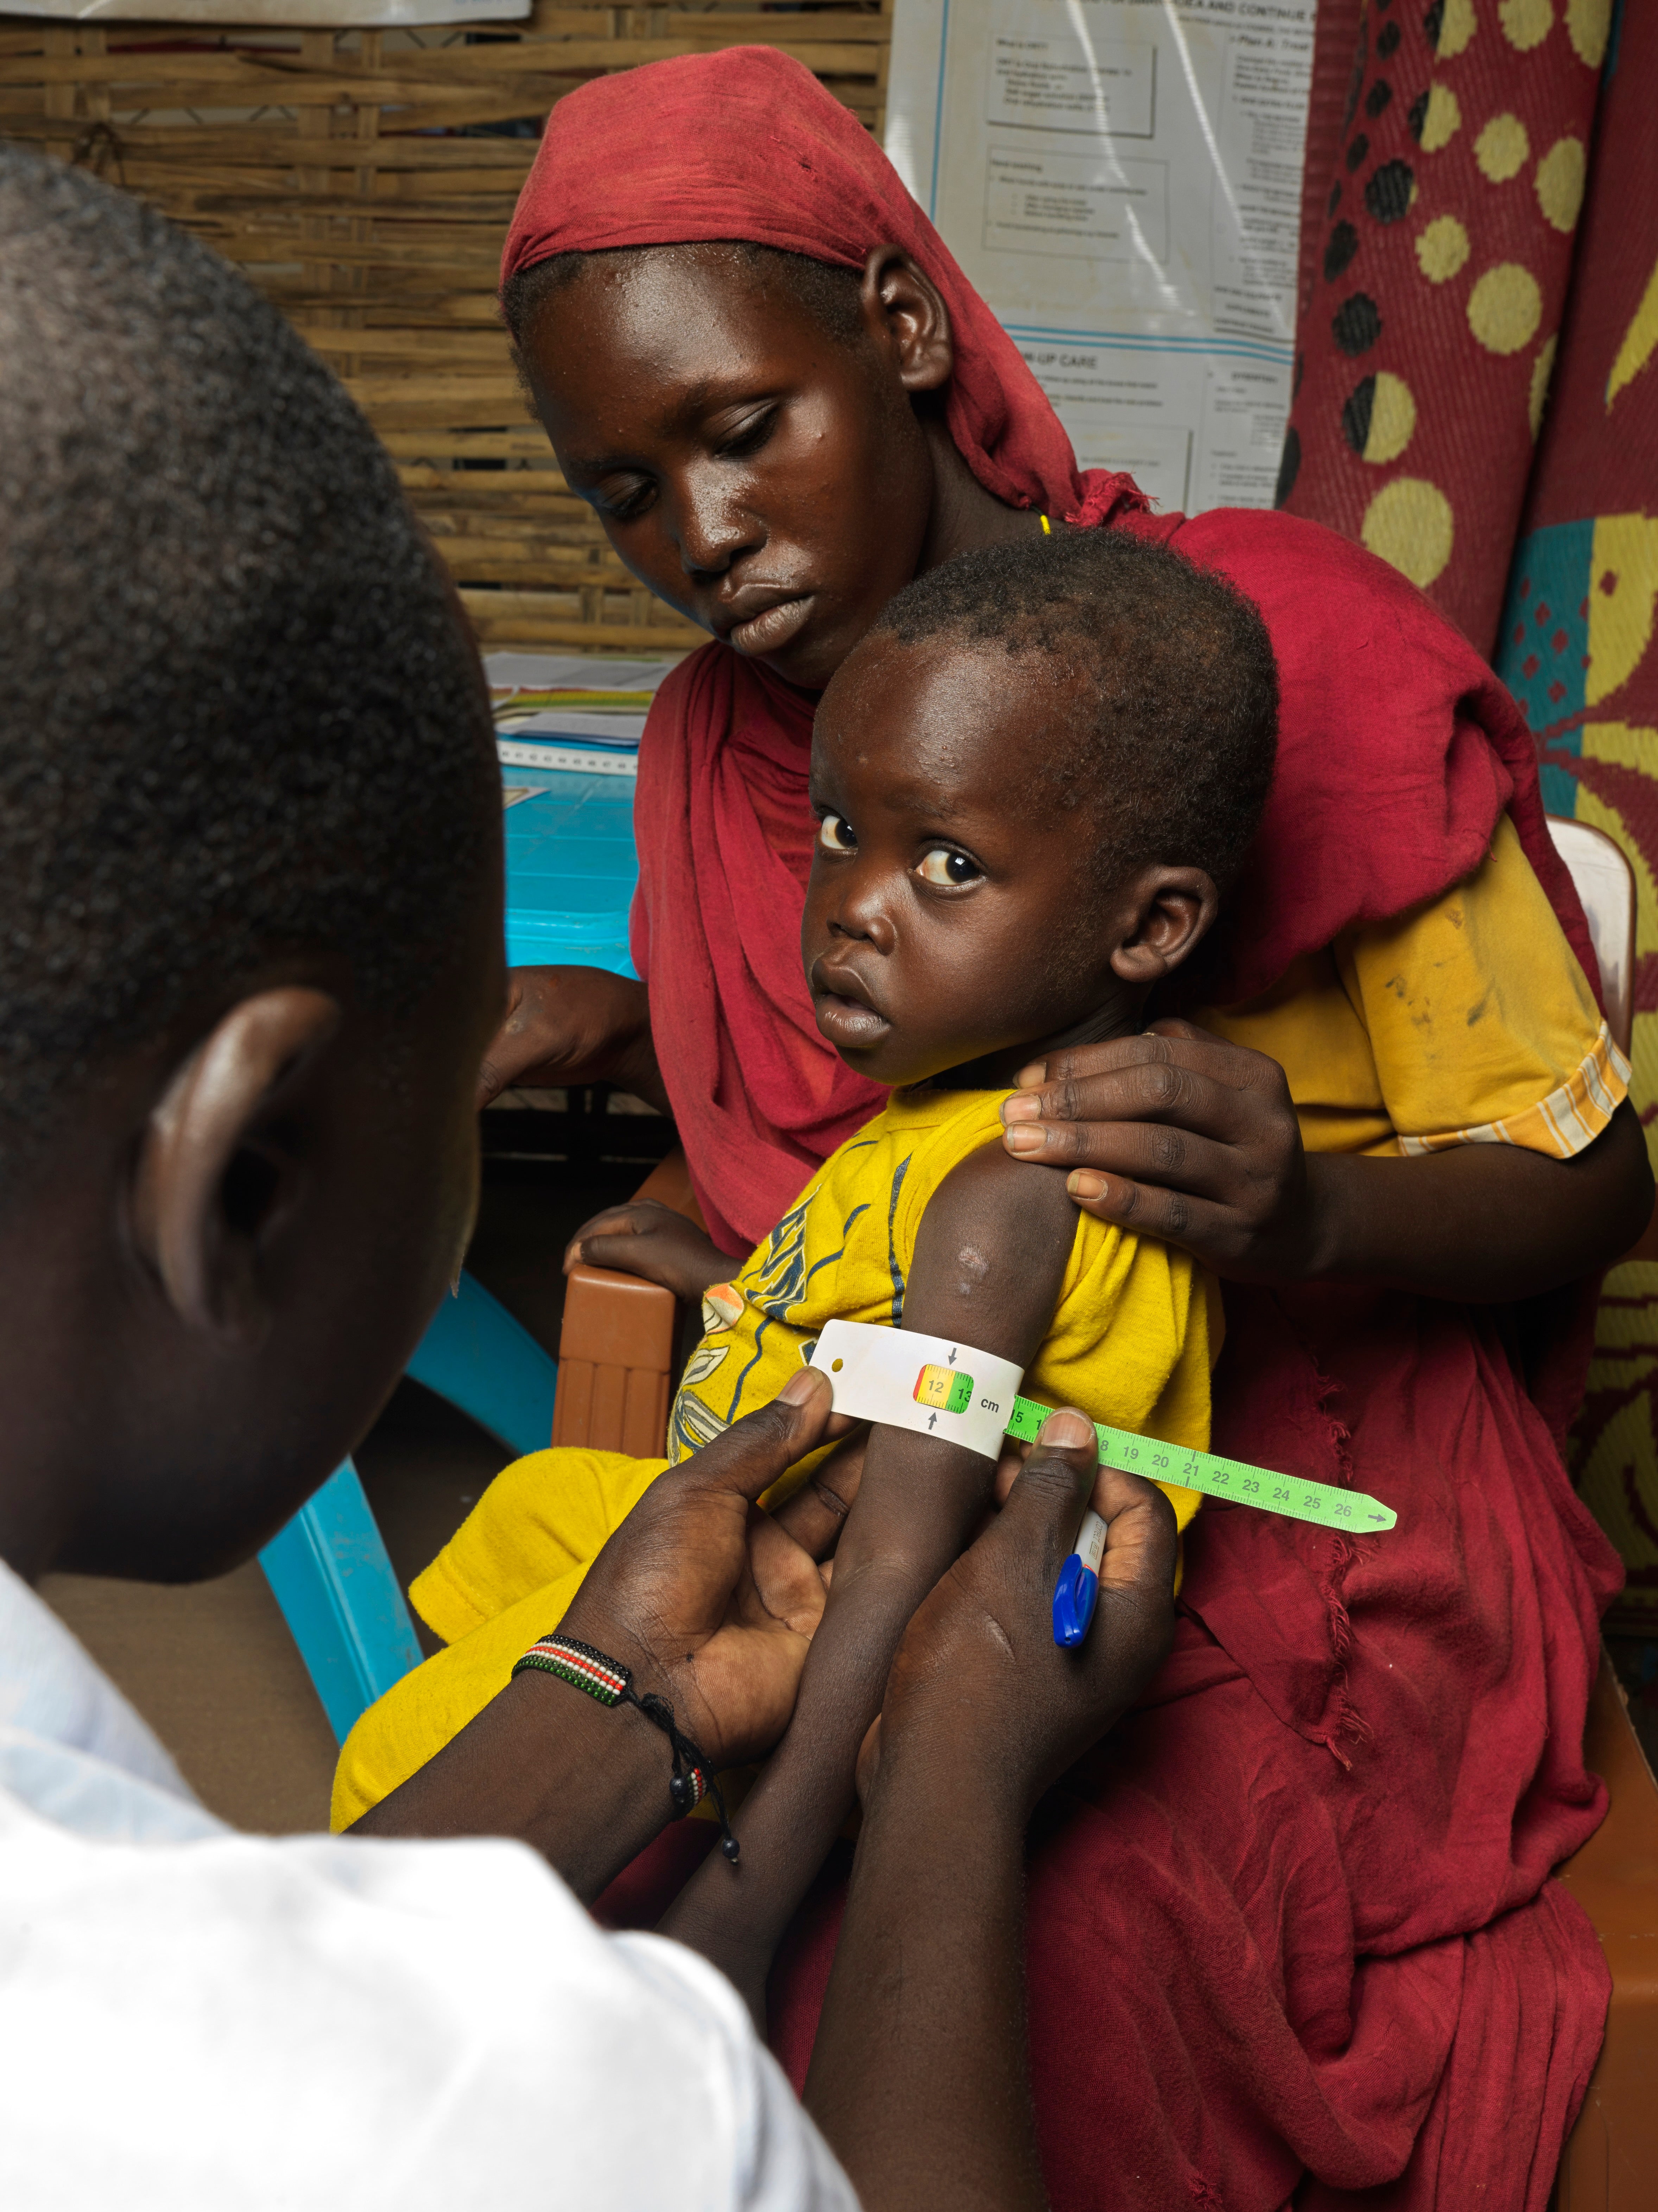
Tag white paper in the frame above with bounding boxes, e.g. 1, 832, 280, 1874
886, 0, 1313, 515
482, 653, 684, 693
8, 0, 524, 19
494, 710, 649, 744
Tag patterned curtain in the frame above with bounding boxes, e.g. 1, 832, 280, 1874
1280, 0, 1658, 1625
1498, 2, 1658, 1627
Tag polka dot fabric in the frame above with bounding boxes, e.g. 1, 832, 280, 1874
1279, 0, 1606, 653
1491, 0, 1658, 1624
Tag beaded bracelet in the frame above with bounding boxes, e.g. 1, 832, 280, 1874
512, 1631, 740, 1862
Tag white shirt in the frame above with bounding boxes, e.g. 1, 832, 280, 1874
0, 1557, 857, 2210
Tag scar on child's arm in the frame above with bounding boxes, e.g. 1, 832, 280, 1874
902, 1142, 1078, 1346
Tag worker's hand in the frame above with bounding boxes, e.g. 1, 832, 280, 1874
999, 1019, 1320, 1284
565, 1199, 734, 1304
352, 1372, 852, 1897
770, 1430, 868, 1561
476, 965, 668, 1113
862, 1409, 1177, 1821
561, 1367, 854, 1771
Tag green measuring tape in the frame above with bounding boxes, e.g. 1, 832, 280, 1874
854, 1338, 1396, 1535
1003, 1393, 1397, 1532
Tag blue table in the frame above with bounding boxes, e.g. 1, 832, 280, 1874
500, 749, 640, 979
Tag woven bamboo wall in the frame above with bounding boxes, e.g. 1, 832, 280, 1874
0, 5, 891, 652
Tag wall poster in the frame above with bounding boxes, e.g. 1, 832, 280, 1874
886, 0, 1315, 515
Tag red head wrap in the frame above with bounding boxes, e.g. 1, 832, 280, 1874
499, 46, 1145, 532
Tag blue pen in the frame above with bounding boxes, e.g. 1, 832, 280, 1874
1051, 1510, 1108, 1647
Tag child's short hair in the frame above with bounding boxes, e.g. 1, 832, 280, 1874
872, 529, 1278, 893
0, 151, 496, 1186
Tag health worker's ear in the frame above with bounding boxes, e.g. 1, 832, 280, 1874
1107, 867, 1220, 987
129, 988, 343, 1340
860, 247, 954, 399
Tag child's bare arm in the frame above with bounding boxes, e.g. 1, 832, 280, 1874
657, 1140, 1080, 2015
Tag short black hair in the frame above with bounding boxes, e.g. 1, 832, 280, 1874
0, 148, 496, 1186
502, 240, 865, 356
872, 528, 1278, 892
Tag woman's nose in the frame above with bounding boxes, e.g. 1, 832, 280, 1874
675, 463, 761, 579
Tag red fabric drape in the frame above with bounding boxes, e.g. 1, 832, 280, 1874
628, 652, 886, 1256
501, 49, 1150, 533
515, 47, 1621, 2203
1120, 504, 1594, 1014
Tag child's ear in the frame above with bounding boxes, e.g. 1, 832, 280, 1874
1107, 867, 1220, 986
129, 988, 342, 1340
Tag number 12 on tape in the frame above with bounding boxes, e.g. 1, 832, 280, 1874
1002, 1398, 1397, 1533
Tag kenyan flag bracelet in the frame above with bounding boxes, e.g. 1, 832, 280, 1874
512, 1631, 740, 1862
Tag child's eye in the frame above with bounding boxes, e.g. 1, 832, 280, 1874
818, 813, 857, 853
917, 847, 982, 887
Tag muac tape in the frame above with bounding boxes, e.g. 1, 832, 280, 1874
808, 1319, 1397, 1533
809, 1319, 1024, 1463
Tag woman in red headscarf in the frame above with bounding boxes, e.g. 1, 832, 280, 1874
430, 48, 1646, 2211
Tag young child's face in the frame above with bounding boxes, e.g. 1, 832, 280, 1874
804, 632, 1134, 1088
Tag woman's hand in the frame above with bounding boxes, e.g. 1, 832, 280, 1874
564, 1198, 734, 1303
999, 1017, 1323, 1283
476, 965, 668, 1113
1001, 1019, 1657, 1302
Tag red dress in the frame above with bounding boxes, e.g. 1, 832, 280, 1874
511, 50, 1622, 2207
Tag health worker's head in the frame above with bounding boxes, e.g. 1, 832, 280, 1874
0, 150, 503, 1584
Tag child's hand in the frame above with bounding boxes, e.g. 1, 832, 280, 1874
564, 1199, 733, 1303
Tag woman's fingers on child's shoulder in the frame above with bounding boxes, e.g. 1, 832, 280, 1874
1012, 1023, 1291, 1120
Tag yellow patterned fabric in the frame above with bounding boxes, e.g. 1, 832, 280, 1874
667, 1086, 1215, 1507
330, 1087, 1216, 1831
1200, 815, 1625, 1161
328, 1446, 667, 1830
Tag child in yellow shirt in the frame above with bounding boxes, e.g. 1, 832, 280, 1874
337, 526, 1278, 2011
